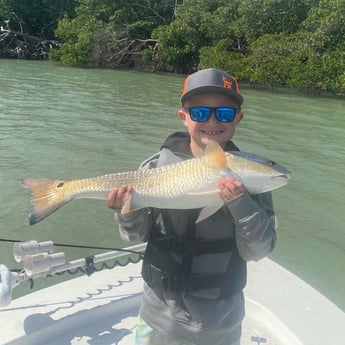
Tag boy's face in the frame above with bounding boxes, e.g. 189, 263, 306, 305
178, 92, 243, 156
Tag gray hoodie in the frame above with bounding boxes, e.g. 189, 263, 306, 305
116, 132, 276, 345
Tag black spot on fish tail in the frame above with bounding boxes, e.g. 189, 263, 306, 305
57, 182, 64, 188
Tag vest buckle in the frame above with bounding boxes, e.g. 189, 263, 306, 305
149, 264, 194, 292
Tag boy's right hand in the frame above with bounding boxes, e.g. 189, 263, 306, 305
107, 185, 133, 210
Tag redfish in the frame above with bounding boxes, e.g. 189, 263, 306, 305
21, 141, 290, 225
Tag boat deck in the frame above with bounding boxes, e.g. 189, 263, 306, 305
1, 258, 344, 345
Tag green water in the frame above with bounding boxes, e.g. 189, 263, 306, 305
0, 59, 344, 311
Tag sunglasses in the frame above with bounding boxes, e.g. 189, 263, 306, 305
185, 106, 237, 123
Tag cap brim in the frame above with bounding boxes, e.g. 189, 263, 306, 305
181, 86, 243, 106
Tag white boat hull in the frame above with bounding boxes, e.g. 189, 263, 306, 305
0, 258, 344, 345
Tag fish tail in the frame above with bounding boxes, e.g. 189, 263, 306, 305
19, 178, 72, 225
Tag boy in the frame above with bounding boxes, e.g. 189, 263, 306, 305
107, 68, 276, 345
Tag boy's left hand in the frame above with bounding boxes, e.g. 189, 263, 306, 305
217, 177, 245, 203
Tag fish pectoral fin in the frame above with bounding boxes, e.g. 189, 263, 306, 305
121, 198, 132, 214
120, 192, 143, 214
196, 200, 224, 223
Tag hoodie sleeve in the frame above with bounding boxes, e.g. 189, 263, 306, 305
116, 208, 154, 243
226, 191, 276, 261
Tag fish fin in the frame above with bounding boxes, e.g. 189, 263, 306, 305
120, 192, 144, 215
196, 201, 224, 223
19, 178, 72, 225
121, 196, 132, 214
204, 141, 228, 169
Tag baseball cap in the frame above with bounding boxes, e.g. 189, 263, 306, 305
181, 68, 243, 106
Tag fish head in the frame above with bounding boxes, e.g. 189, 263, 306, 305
225, 152, 291, 194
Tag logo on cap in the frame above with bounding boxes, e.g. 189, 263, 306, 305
222, 75, 233, 89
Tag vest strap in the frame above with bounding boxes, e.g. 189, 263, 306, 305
148, 264, 225, 292
152, 231, 235, 256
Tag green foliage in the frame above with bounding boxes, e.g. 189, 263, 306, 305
0, 0, 11, 19
152, 0, 241, 72
246, 33, 302, 85
2, 0, 345, 94
302, 0, 345, 49
238, 0, 312, 42
0, 0, 77, 39
50, 15, 102, 64
152, 20, 198, 72
292, 48, 345, 93
198, 41, 248, 79
51, 0, 176, 66
244, 31, 345, 93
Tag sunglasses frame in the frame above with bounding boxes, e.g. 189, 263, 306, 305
184, 106, 238, 123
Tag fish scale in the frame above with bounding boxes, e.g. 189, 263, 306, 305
78, 158, 216, 198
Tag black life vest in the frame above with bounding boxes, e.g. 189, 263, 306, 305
141, 208, 247, 300
141, 132, 247, 300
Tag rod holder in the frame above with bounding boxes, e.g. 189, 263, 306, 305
23, 252, 65, 276
13, 241, 54, 262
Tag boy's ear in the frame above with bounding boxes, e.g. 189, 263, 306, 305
236, 111, 244, 124
178, 109, 186, 121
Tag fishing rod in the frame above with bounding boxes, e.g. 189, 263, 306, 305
0, 237, 142, 253
0, 240, 147, 307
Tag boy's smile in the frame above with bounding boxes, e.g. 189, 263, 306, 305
199, 121, 227, 139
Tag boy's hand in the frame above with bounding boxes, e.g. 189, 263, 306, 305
107, 185, 133, 210
217, 177, 245, 203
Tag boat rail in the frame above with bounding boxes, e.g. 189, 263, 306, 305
0, 240, 146, 307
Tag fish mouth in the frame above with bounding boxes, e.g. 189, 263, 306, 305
272, 174, 290, 180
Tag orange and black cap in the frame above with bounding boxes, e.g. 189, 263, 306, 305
181, 68, 243, 106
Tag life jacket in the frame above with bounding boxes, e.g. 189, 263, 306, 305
141, 132, 247, 300
141, 208, 247, 300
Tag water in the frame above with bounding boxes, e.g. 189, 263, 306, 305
0, 59, 344, 311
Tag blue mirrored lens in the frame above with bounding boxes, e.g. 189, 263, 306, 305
215, 107, 236, 122
188, 107, 236, 123
189, 107, 211, 122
